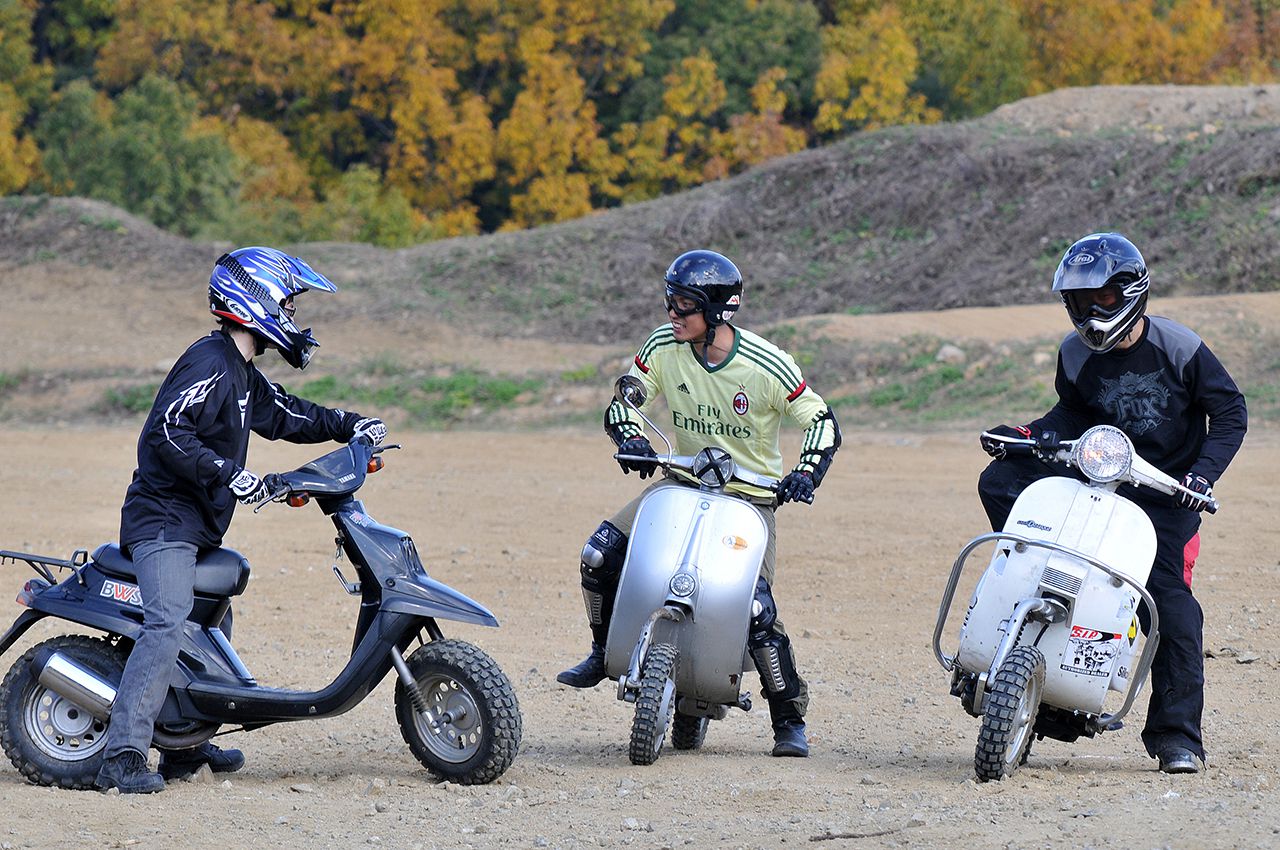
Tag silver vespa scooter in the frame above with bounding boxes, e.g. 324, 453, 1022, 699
606, 376, 779, 765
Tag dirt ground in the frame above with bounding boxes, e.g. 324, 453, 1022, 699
0, 422, 1277, 850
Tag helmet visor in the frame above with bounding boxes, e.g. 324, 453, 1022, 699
665, 285, 704, 318
1063, 284, 1126, 323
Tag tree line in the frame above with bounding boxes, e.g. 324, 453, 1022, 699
2, 0, 1278, 245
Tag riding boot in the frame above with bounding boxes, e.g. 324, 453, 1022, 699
158, 741, 246, 780
768, 699, 809, 758
556, 641, 608, 688
96, 749, 165, 793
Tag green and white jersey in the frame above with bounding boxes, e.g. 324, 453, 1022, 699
606, 325, 839, 499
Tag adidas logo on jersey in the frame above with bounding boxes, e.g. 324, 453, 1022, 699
677, 383, 691, 394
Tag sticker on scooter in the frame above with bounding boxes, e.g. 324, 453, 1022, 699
100, 579, 143, 607
1061, 625, 1121, 677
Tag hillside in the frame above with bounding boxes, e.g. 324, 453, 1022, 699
3, 85, 1280, 430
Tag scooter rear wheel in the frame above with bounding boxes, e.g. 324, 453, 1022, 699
394, 639, 522, 785
671, 712, 709, 750
629, 642, 677, 765
975, 645, 1045, 782
0, 635, 125, 789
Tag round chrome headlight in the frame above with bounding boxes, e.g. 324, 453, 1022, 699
669, 573, 697, 598
692, 446, 734, 488
1071, 425, 1132, 483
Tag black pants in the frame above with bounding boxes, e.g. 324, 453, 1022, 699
978, 456, 1205, 760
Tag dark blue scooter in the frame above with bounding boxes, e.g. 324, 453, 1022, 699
0, 439, 521, 788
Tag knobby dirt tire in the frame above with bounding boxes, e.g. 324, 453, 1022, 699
628, 642, 677, 766
0, 634, 125, 789
394, 638, 522, 785
671, 711, 709, 751
975, 645, 1045, 782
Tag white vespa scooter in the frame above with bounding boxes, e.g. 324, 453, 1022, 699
606, 376, 780, 765
932, 425, 1218, 781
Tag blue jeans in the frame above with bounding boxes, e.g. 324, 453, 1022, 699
103, 536, 197, 759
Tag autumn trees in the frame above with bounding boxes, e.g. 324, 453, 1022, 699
1, 0, 1278, 244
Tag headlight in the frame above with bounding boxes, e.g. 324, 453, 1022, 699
1071, 425, 1132, 483
692, 447, 734, 488
669, 573, 697, 598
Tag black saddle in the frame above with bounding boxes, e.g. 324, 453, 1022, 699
91, 543, 251, 598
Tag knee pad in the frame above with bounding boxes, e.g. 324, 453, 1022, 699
747, 578, 800, 700
580, 522, 627, 628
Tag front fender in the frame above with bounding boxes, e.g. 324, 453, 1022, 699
381, 575, 499, 628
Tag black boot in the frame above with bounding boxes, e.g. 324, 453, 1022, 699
771, 719, 809, 758
96, 750, 165, 794
556, 642, 607, 688
158, 741, 246, 780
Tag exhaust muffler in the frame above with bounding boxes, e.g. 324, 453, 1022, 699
34, 650, 117, 721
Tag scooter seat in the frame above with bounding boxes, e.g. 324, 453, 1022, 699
91, 544, 251, 598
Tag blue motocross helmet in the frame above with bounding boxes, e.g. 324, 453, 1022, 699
208, 247, 338, 369
1052, 233, 1149, 353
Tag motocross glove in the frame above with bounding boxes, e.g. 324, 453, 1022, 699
351, 417, 387, 446
980, 424, 1032, 460
616, 436, 658, 479
1178, 472, 1214, 512
777, 470, 815, 505
229, 468, 273, 505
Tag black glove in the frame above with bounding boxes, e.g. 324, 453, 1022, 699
352, 417, 387, 446
1178, 472, 1213, 512
777, 470, 815, 505
616, 437, 658, 479
980, 424, 1032, 460
228, 468, 272, 505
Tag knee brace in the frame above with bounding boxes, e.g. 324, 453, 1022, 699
747, 578, 801, 701
580, 521, 627, 629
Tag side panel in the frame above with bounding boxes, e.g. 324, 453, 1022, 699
956, 477, 1156, 713
605, 486, 767, 705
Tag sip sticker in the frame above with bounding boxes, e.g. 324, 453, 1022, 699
1061, 624, 1121, 677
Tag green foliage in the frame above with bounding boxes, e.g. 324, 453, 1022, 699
100, 383, 158, 415
35, 76, 238, 235
298, 369, 544, 427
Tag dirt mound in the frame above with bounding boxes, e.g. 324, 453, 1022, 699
983, 84, 1280, 133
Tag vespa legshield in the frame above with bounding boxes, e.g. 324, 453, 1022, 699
956, 476, 1156, 715
604, 484, 768, 706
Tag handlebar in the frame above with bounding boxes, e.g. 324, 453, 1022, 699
980, 431, 1219, 514
613, 451, 781, 493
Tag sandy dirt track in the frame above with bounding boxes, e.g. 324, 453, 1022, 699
0, 427, 1278, 850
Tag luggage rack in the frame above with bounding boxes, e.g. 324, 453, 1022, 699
0, 548, 90, 585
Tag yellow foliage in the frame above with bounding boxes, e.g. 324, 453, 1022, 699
662, 53, 728, 120
0, 83, 39, 193
814, 5, 939, 133
205, 114, 315, 204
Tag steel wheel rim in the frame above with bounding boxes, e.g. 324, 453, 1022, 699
1003, 671, 1042, 769
412, 673, 484, 764
24, 685, 107, 761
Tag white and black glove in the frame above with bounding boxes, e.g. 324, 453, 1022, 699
228, 468, 272, 505
1178, 472, 1213, 512
778, 470, 815, 505
352, 417, 387, 446
980, 424, 1032, 460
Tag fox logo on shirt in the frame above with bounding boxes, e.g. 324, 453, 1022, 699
1097, 370, 1170, 436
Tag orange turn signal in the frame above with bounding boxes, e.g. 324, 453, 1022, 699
288, 493, 311, 508
367, 457, 384, 474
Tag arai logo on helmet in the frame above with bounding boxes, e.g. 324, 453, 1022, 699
1066, 253, 1097, 266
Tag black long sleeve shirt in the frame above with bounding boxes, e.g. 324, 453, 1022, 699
120, 330, 361, 551
1030, 316, 1246, 500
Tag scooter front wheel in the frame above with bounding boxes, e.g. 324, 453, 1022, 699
671, 712, 709, 750
0, 635, 125, 789
975, 645, 1045, 782
394, 638, 522, 785
629, 642, 677, 766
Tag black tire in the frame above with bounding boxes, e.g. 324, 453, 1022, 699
0, 635, 126, 789
628, 643, 677, 766
394, 639, 522, 785
975, 646, 1045, 782
671, 711, 709, 751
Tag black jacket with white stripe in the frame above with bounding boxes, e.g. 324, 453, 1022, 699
120, 329, 361, 552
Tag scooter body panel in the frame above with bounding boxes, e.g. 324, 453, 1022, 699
956, 476, 1155, 714
605, 484, 767, 706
